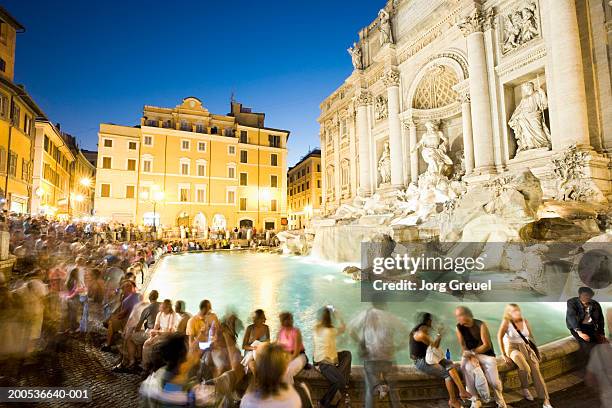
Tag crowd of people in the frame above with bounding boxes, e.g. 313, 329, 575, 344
0, 213, 610, 408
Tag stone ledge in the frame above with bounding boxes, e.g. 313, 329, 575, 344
296, 336, 582, 403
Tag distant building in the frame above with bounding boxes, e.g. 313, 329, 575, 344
0, 6, 45, 213
287, 148, 321, 230
94, 97, 290, 232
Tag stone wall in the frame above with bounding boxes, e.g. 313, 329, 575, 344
296, 336, 582, 404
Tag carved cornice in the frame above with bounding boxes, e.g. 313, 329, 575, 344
458, 8, 495, 36
382, 69, 400, 87
495, 43, 546, 79
355, 90, 373, 107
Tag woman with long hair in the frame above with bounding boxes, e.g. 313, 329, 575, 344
411, 312, 470, 408
497, 304, 552, 408
276, 312, 307, 385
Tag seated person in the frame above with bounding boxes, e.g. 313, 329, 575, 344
101, 280, 139, 352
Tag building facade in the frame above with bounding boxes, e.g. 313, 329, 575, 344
94, 98, 290, 232
71, 148, 96, 218
287, 149, 322, 230
319, 0, 612, 214
0, 7, 45, 214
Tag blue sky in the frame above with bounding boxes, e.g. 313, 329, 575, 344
5, 0, 383, 166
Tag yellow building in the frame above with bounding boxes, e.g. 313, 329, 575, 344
31, 121, 75, 217
94, 97, 290, 233
287, 149, 321, 230
71, 149, 96, 218
0, 7, 44, 213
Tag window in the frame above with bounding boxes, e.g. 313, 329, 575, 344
306, 181, 310, 189
21, 159, 29, 180
271, 199, 278, 212
181, 162, 190, 175
271, 153, 278, 166
271, 175, 278, 188
10, 104, 20, 127
197, 141, 207, 152
102, 157, 112, 169
317, 164, 321, 172
240, 172, 248, 186
127, 159, 136, 171
228, 145, 236, 155
269, 135, 281, 148
239, 197, 247, 211
227, 165, 235, 179
195, 124, 205, 133
128, 141, 137, 150
227, 189, 236, 204
181, 140, 190, 151
317, 180, 321, 188
100, 184, 110, 197
0, 94, 8, 118
125, 185, 135, 198
196, 187, 206, 203
240, 130, 248, 143
144, 136, 153, 146
240, 150, 248, 163
197, 163, 206, 177
143, 159, 152, 173
179, 186, 190, 202
103, 139, 113, 148
180, 120, 190, 131
24, 115, 32, 135
210, 126, 218, 134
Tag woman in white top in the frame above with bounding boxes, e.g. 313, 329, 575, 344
142, 299, 178, 371
313, 306, 351, 408
497, 303, 552, 408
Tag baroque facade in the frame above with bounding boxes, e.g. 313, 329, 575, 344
319, 0, 612, 214
94, 98, 290, 232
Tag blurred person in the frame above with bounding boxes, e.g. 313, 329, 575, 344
62, 268, 83, 333
455, 306, 507, 408
585, 308, 611, 408
186, 299, 220, 352
101, 280, 139, 352
313, 305, 351, 408
276, 312, 307, 385
497, 304, 552, 407
349, 301, 409, 408
240, 343, 311, 408
411, 312, 470, 408
174, 300, 191, 335
566, 287, 606, 356
242, 309, 270, 374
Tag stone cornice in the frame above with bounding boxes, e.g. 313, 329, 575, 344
354, 90, 373, 107
495, 42, 546, 79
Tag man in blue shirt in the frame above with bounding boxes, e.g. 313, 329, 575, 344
101, 280, 140, 352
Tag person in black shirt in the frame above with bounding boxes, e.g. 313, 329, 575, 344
455, 306, 507, 408
410, 312, 471, 408
566, 286, 605, 356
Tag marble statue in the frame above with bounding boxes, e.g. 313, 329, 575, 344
551, 144, 607, 203
332, 195, 367, 220
347, 42, 363, 70
374, 95, 388, 121
378, 141, 392, 185
502, 1, 539, 53
411, 121, 453, 175
378, 9, 393, 45
508, 82, 551, 154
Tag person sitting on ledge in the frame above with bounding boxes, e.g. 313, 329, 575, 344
242, 309, 270, 375
276, 312, 307, 385
101, 280, 139, 352
411, 312, 471, 408
240, 343, 312, 408
313, 305, 352, 408
566, 286, 606, 356
455, 306, 507, 408
497, 303, 552, 408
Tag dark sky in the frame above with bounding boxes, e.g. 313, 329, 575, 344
5, 0, 383, 165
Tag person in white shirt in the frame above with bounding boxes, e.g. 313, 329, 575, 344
497, 303, 552, 408
142, 299, 178, 371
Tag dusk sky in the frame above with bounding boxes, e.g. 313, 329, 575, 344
5, 0, 383, 166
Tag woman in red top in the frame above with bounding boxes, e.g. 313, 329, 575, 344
276, 312, 307, 385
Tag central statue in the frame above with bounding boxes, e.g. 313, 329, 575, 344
412, 121, 453, 175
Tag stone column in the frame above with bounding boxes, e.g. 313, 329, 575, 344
458, 9, 496, 174
383, 69, 404, 187
355, 90, 373, 196
460, 93, 475, 174
547, 0, 590, 149
408, 120, 419, 183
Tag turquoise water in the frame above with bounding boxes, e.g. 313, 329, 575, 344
147, 251, 571, 363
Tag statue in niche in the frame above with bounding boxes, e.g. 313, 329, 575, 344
378, 9, 394, 45
375, 95, 388, 121
378, 141, 392, 185
502, 1, 539, 53
508, 81, 551, 154
347, 42, 363, 70
411, 121, 453, 176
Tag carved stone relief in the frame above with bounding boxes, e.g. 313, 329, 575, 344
375, 95, 388, 122
501, 1, 540, 54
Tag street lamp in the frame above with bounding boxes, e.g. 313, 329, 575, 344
141, 188, 164, 232
80, 177, 91, 187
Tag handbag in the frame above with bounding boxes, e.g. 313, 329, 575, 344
511, 321, 541, 361
425, 345, 444, 364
